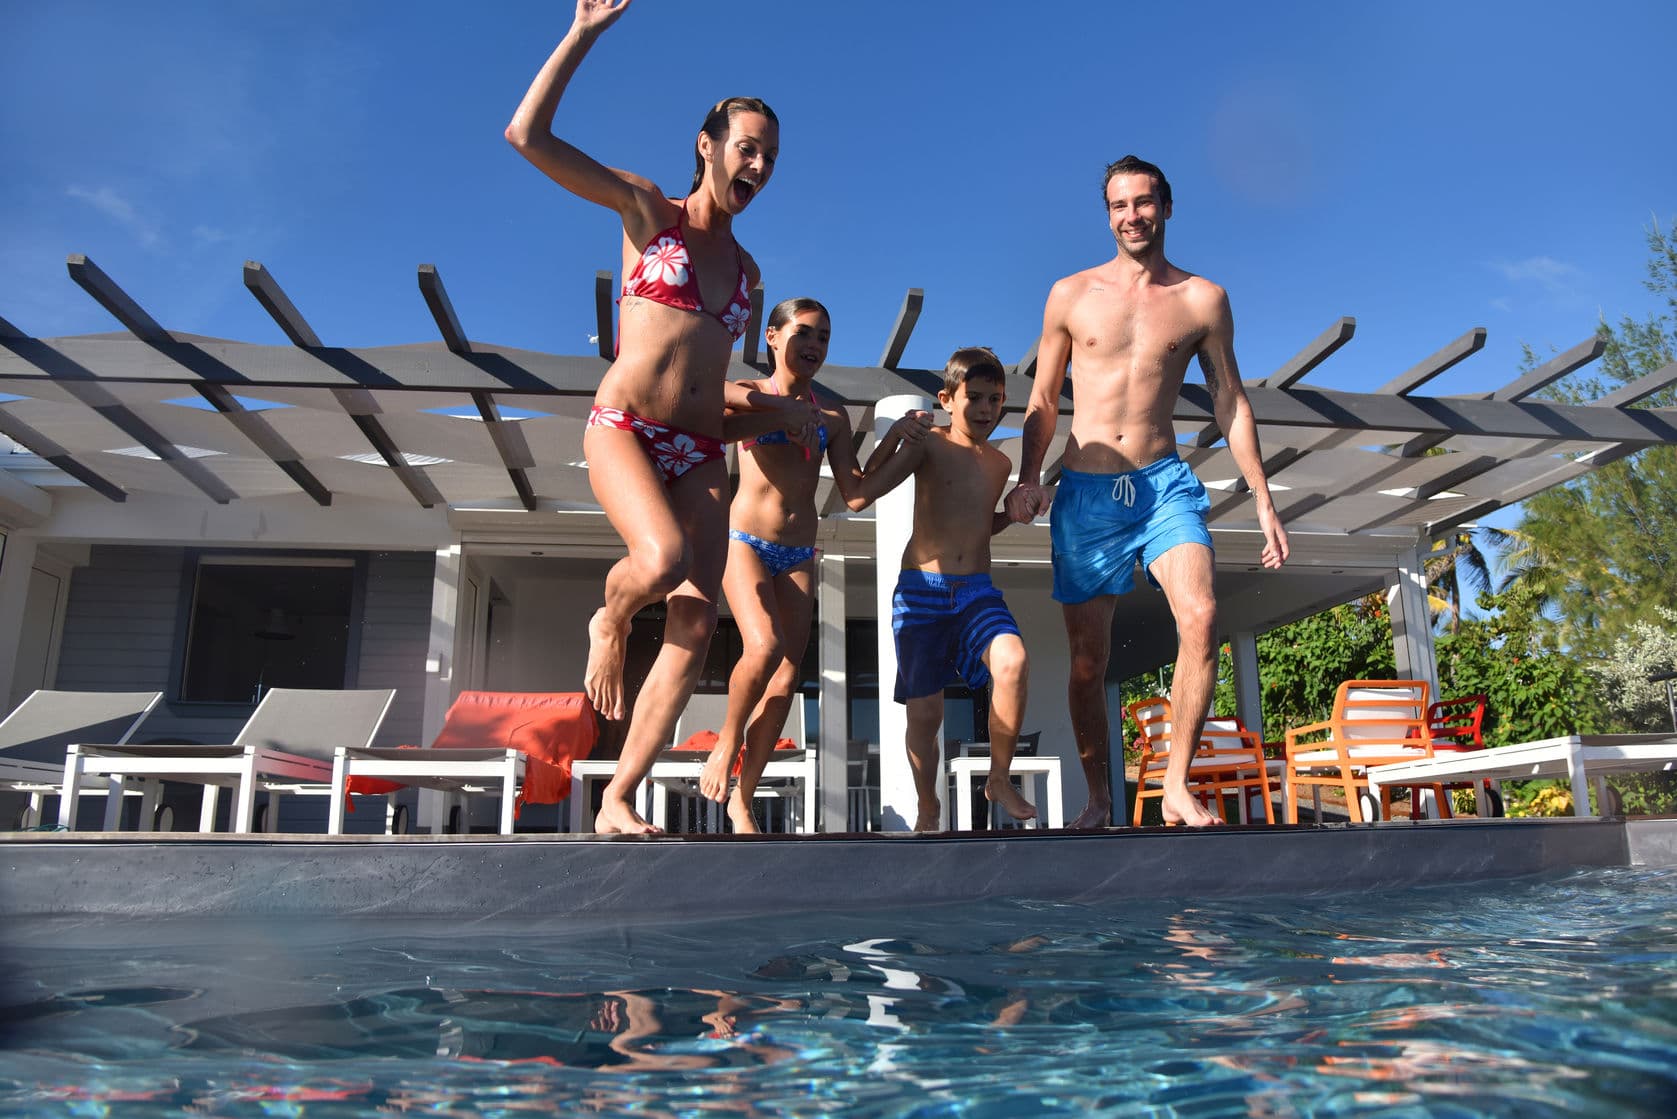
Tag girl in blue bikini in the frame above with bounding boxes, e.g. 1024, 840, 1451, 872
701, 298, 931, 832
506, 0, 813, 833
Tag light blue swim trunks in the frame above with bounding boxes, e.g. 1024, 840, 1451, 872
1050, 455, 1213, 604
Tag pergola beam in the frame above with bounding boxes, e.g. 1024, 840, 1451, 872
0, 406, 127, 502
1193, 316, 1357, 447
1400, 335, 1602, 456
743, 284, 765, 366
243, 262, 323, 348
1013, 339, 1038, 380
418, 265, 471, 355
65, 254, 170, 344
1377, 327, 1487, 396
879, 289, 923, 371
593, 271, 614, 361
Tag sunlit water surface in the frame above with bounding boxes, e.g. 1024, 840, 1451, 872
3, 867, 1675, 1117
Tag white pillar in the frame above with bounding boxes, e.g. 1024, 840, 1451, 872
816, 553, 848, 832
874, 392, 935, 831
0, 532, 39, 710
1230, 629, 1263, 738
1387, 541, 1438, 695
417, 544, 462, 832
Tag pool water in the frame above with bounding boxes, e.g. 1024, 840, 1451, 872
3, 867, 1675, 1117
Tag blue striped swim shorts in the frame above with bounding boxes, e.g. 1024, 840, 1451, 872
891, 569, 1021, 703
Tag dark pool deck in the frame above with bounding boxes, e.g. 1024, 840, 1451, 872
4, 817, 1675, 921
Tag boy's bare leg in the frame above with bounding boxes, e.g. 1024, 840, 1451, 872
981, 633, 1037, 822
583, 426, 693, 722
595, 463, 728, 834
1063, 595, 1119, 827
1149, 543, 1224, 828
904, 694, 946, 831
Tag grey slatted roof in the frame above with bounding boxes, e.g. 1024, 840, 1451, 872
2, 254, 1675, 546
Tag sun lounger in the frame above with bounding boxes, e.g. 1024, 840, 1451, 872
0, 690, 162, 828
59, 687, 395, 832
329, 690, 598, 834
1367, 733, 1677, 817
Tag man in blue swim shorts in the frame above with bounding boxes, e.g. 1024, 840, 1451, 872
1005, 155, 1290, 829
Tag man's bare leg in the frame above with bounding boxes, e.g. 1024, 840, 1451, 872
1064, 595, 1119, 827
582, 426, 692, 722
1149, 543, 1224, 828
980, 633, 1036, 822
904, 694, 946, 831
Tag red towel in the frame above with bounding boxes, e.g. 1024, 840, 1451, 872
344, 691, 598, 818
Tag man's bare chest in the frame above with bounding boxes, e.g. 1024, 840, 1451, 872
1068, 290, 1205, 365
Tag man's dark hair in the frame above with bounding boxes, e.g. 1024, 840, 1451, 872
1101, 155, 1171, 208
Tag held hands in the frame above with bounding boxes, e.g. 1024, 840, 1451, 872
780, 395, 823, 455
1004, 482, 1051, 524
574, 0, 631, 35
890, 410, 933, 444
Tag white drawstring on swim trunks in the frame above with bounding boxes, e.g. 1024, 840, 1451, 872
1111, 475, 1136, 507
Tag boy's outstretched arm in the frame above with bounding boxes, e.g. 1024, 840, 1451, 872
844, 411, 932, 511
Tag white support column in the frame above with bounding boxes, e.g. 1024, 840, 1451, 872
1387, 541, 1439, 694
874, 392, 935, 831
1230, 629, 1263, 739
0, 532, 39, 709
417, 544, 462, 833
816, 553, 848, 833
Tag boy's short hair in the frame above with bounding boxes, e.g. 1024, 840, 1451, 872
942, 346, 1007, 395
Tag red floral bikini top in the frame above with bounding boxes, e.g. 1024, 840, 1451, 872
621, 197, 752, 341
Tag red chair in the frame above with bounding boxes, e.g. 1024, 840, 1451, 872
1423, 694, 1501, 817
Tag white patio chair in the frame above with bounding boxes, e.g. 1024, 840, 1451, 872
1, 690, 162, 829
59, 687, 395, 832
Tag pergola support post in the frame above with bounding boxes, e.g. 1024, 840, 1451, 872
417, 544, 463, 833
874, 393, 933, 831
1230, 629, 1264, 740
817, 554, 848, 832
1388, 542, 1439, 697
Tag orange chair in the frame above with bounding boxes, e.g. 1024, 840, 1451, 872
1283, 679, 1445, 823
1128, 697, 1277, 826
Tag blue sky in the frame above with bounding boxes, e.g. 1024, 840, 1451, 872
3, 0, 1672, 408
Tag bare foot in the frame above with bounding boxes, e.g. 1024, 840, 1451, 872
1161, 786, 1224, 828
912, 800, 943, 832
584, 608, 628, 721
595, 794, 662, 835
985, 775, 1038, 822
700, 742, 739, 803
1068, 797, 1112, 829
727, 791, 759, 835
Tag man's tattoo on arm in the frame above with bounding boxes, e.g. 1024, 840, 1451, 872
1200, 353, 1219, 393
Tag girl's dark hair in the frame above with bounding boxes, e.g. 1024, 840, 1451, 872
690, 97, 778, 193
764, 297, 829, 371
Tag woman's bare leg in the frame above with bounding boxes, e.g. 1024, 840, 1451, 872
702, 541, 784, 803
583, 426, 692, 723
596, 458, 728, 834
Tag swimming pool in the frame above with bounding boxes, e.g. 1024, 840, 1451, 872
3, 866, 1674, 1117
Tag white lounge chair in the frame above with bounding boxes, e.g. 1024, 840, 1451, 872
0, 690, 162, 829
59, 687, 395, 832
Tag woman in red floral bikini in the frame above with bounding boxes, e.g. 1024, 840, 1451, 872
506, 0, 815, 833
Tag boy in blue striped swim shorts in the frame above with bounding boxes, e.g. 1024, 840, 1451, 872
866, 347, 1041, 832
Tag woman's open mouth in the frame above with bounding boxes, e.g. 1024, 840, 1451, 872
731, 178, 756, 206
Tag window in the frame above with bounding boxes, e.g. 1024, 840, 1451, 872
179, 556, 356, 703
